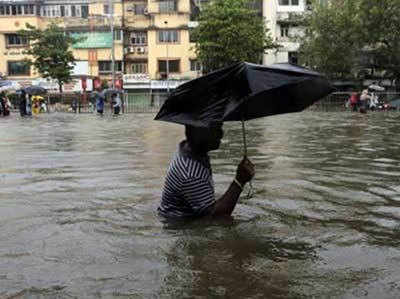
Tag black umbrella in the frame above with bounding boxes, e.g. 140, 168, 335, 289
155, 61, 333, 154
0, 80, 13, 87
23, 86, 47, 95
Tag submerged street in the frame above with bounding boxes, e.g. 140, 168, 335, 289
0, 112, 400, 298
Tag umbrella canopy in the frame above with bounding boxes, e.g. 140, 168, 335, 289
0, 80, 13, 87
368, 84, 385, 91
155, 62, 333, 127
0, 81, 21, 93
23, 86, 47, 95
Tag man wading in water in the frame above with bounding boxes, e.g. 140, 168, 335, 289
158, 123, 255, 219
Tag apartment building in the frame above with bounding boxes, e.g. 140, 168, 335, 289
0, 0, 200, 92
263, 0, 311, 65
122, 0, 201, 92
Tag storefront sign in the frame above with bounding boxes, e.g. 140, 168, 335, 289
72, 32, 112, 49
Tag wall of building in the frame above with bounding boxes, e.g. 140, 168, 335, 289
263, 0, 307, 65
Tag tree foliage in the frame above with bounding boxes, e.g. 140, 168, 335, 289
299, 0, 400, 87
192, 0, 279, 72
18, 23, 79, 92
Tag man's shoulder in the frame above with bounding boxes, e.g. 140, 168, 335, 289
171, 152, 210, 181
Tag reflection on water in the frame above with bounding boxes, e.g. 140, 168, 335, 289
0, 112, 399, 298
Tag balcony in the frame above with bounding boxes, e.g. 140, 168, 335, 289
124, 45, 148, 56
63, 15, 123, 29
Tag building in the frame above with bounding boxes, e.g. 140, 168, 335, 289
0, 0, 201, 93
263, 0, 311, 65
121, 0, 202, 93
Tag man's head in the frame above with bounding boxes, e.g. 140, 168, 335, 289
185, 122, 224, 153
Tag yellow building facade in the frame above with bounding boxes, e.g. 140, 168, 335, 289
0, 0, 201, 92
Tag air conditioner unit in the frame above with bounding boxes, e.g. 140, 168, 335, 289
130, 47, 135, 53
127, 6, 133, 12
143, 8, 149, 15
137, 47, 145, 54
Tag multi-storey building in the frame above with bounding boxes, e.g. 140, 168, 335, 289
263, 0, 311, 65
0, 0, 200, 93
122, 0, 201, 92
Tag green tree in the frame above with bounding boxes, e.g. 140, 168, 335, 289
192, 0, 279, 72
18, 23, 79, 93
358, 0, 400, 89
299, 0, 400, 89
298, 0, 362, 80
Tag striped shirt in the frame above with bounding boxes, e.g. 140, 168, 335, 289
158, 140, 216, 219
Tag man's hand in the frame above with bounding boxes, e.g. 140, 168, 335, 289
235, 157, 255, 185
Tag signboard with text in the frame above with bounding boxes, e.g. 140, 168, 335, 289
72, 32, 112, 49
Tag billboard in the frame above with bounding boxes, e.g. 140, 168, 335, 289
72, 32, 112, 49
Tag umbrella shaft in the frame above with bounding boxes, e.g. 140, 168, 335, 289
241, 120, 247, 157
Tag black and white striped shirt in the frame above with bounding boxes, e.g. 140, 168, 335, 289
158, 140, 215, 219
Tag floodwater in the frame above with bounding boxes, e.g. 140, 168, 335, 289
0, 111, 399, 299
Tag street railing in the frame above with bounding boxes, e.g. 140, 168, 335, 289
9, 92, 400, 114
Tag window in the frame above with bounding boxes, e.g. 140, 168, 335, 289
6, 34, 28, 47
280, 25, 289, 37
279, 0, 299, 5
190, 59, 201, 72
158, 30, 178, 43
8, 61, 30, 76
131, 32, 147, 45
98, 61, 123, 73
104, 4, 109, 14
158, 59, 180, 73
23, 4, 35, 15
71, 5, 76, 17
0, 6, 5, 15
113, 30, 122, 41
159, 0, 176, 13
134, 4, 146, 15
132, 62, 148, 74
60, 5, 65, 17
81, 5, 88, 18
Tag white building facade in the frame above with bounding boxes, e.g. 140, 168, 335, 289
263, 0, 310, 65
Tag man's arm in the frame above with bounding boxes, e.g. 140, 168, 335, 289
211, 157, 255, 217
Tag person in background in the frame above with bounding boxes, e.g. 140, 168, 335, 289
26, 94, 32, 116
3, 95, 11, 116
0, 93, 4, 116
19, 90, 27, 116
158, 123, 255, 219
359, 89, 371, 113
112, 93, 121, 115
348, 92, 359, 112
32, 97, 40, 115
95, 88, 105, 115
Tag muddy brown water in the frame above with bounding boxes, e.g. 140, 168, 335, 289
0, 112, 399, 298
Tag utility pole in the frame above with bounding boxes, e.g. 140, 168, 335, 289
164, 21, 169, 93
109, 0, 115, 89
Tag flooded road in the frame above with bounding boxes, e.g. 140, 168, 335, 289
0, 112, 399, 298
